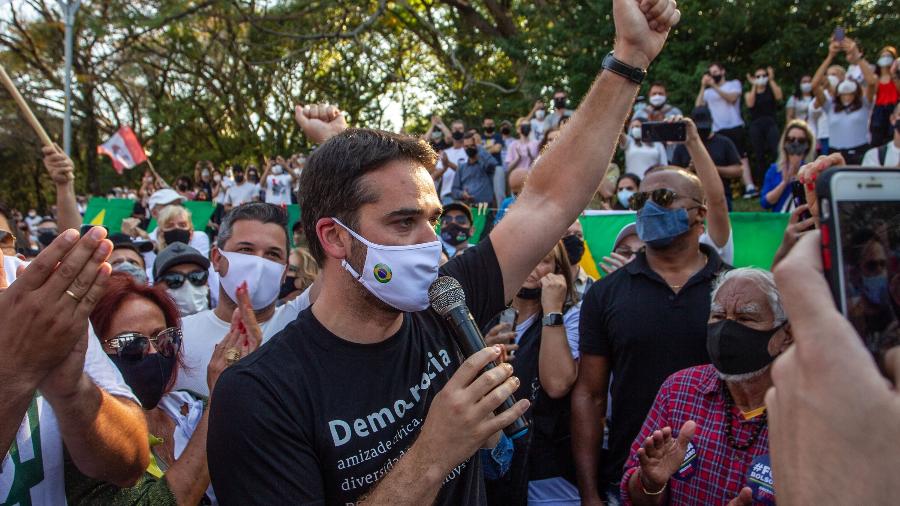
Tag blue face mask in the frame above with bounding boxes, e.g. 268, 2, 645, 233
861, 274, 888, 305
636, 200, 692, 248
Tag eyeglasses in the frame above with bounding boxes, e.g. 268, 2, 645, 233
158, 270, 208, 289
105, 327, 182, 362
785, 136, 808, 143
629, 188, 703, 211
441, 215, 470, 226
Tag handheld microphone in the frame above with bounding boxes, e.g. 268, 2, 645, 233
429, 276, 529, 439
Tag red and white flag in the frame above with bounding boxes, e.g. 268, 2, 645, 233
97, 126, 147, 174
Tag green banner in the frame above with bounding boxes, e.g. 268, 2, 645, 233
85, 200, 788, 269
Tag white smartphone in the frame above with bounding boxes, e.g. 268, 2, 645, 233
818, 168, 900, 361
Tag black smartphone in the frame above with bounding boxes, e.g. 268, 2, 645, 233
642, 121, 686, 143
791, 181, 813, 221
833, 26, 845, 42
817, 168, 900, 360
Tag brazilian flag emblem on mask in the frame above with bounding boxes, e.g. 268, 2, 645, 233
374, 263, 392, 283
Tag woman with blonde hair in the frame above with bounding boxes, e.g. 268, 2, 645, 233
156, 205, 194, 251
760, 119, 817, 212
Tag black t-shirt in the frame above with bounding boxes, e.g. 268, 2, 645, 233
749, 86, 777, 121
207, 239, 506, 505
578, 244, 727, 485
671, 134, 741, 169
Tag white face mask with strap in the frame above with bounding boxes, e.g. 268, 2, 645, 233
218, 250, 286, 310
332, 218, 442, 312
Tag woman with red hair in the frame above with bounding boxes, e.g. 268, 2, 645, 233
82, 272, 259, 505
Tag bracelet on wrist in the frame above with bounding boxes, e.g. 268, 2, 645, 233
638, 469, 667, 496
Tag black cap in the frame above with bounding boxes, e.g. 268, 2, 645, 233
442, 201, 473, 224
109, 232, 154, 254
154, 242, 211, 279
691, 106, 713, 129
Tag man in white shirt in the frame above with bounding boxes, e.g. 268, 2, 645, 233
1, 229, 149, 504
862, 103, 900, 167
224, 165, 260, 210
696, 62, 757, 198
431, 120, 468, 204
174, 203, 311, 396
260, 156, 296, 206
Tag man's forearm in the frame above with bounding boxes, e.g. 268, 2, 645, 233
165, 409, 212, 505
47, 374, 149, 487
717, 164, 743, 179
571, 389, 606, 498
0, 375, 38, 457
687, 138, 729, 246
55, 182, 82, 231
359, 442, 446, 505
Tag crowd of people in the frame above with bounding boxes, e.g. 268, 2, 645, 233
2, 1, 899, 505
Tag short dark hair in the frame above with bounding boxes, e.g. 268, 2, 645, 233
709, 62, 724, 71
649, 81, 667, 91
216, 202, 289, 253
299, 128, 438, 263
292, 221, 304, 233
232, 164, 244, 173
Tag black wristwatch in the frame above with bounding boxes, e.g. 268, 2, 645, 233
601, 51, 647, 85
542, 312, 564, 327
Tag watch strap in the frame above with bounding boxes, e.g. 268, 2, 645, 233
602, 51, 647, 85
542, 312, 564, 327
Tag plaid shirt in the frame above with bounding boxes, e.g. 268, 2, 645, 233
619, 365, 770, 505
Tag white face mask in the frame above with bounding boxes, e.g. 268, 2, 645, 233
827, 75, 840, 88
218, 250, 286, 310
755, 76, 769, 86
213, 174, 222, 182
333, 218, 441, 312
168, 282, 209, 316
617, 189, 635, 209
535, 109, 546, 121
878, 55, 894, 67
648, 94, 667, 107
272, 165, 284, 175
629, 127, 643, 140
800, 82, 813, 93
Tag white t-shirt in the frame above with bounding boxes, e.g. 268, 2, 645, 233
4, 254, 26, 286
824, 96, 873, 149
700, 229, 734, 265
157, 390, 217, 503
174, 287, 312, 396
862, 142, 900, 167
529, 118, 547, 143
215, 178, 234, 205
786, 95, 813, 123
436, 146, 467, 200
808, 98, 829, 139
1, 322, 137, 505
623, 137, 668, 178
264, 174, 293, 206
224, 183, 260, 207
703, 80, 744, 131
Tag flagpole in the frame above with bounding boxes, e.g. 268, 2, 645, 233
0, 63, 55, 148
145, 159, 169, 189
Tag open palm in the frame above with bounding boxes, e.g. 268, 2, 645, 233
637, 420, 697, 489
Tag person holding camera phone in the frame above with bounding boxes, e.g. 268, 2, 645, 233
482, 241, 582, 505
619, 117, 668, 179
760, 120, 817, 212
745, 66, 784, 187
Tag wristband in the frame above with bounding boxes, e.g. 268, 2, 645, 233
638, 469, 667, 496
602, 51, 647, 85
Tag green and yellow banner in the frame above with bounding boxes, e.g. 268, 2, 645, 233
85, 200, 788, 270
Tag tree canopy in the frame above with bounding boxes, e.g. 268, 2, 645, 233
1, 0, 896, 210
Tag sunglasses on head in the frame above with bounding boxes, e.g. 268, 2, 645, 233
158, 270, 208, 289
105, 327, 182, 362
441, 215, 470, 226
629, 188, 703, 211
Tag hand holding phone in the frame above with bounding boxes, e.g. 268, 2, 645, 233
642, 121, 687, 143
833, 26, 845, 42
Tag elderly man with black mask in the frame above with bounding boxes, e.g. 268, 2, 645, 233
619, 268, 791, 506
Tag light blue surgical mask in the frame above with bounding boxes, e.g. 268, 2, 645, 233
617, 189, 635, 209
861, 274, 888, 305
635, 200, 692, 249
113, 261, 148, 285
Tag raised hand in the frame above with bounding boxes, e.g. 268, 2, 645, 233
726, 487, 753, 506
484, 322, 517, 362
234, 281, 263, 350
599, 251, 635, 275
636, 420, 697, 492
612, 0, 682, 69
42, 144, 75, 185
797, 152, 845, 219
540, 273, 568, 313
295, 104, 348, 145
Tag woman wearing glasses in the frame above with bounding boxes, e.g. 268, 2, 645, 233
86, 272, 259, 504
760, 120, 817, 212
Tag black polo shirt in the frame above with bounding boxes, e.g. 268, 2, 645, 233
579, 244, 728, 486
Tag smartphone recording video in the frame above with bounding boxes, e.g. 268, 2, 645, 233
818, 169, 900, 361
641, 121, 686, 143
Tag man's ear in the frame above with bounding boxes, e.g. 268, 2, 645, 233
317, 218, 352, 262
777, 322, 795, 354
211, 247, 227, 277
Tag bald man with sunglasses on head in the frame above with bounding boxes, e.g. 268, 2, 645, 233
572, 117, 732, 506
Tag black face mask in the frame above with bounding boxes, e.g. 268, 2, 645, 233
248, 173, 259, 183
562, 234, 586, 265
894, 119, 900, 132
697, 127, 712, 139
707, 320, 783, 375
517, 286, 542, 300
784, 141, 809, 156
553, 97, 567, 109
279, 276, 298, 299
500, 127, 511, 136
177, 183, 189, 192
38, 231, 58, 247
163, 228, 191, 246
452, 131, 465, 141
711, 73, 724, 84
234, 174, 245, 183
520, 125, 532, 136
440, 223, 470, 246
465, 147, 479, 158
110, 353, 176, 409
484, 126, 495, 134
